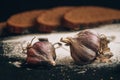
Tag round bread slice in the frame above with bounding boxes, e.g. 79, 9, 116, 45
7, 10, 45, 34
37, 6, 74, 33
63, 6, 120, 30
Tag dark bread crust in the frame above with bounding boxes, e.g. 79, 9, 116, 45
0, 22, 7, 34
0, 22, 6, 29
37, 6, 75, 32
37, 21, 57, 33
63, 6, 120, 30
7, 10, 45, 33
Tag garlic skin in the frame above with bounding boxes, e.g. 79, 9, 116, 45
26, 38, 56, 66
77, 29, 100, 53
96, 34, 113, 63
61, 29, 112, 64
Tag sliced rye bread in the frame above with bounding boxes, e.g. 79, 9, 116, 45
0, 22, 7, 34
36, 6, 74, 33
7, 10, 45, 34
63, 6, 120, 30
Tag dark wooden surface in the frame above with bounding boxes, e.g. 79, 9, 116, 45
0, 56, 120, 80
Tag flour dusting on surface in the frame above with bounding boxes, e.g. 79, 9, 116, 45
0, 24, 120, 68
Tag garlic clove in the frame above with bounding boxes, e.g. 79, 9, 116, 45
61, 37, 96, 64
26, 38, 56, 66
32, 41, 56, 60
76, 29, 100, 52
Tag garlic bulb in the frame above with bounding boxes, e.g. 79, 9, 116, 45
61, 29, 113, 64
26, 38, 56, 66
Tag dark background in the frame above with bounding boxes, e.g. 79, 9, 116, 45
0, 0, 120, 22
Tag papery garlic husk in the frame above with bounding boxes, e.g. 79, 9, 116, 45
96, 34, 113, 63
61, 29, 113, 65
26, 38, 56, 66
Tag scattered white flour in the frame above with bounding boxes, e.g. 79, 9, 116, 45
1, 24, 120, 68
